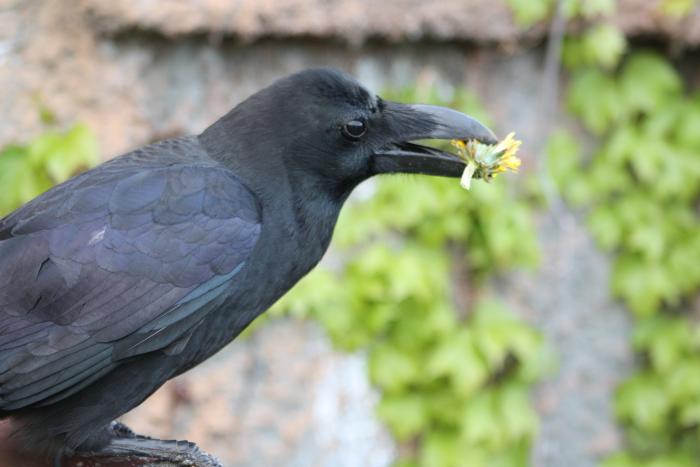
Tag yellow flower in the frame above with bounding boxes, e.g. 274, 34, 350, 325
493, 133, 522, 172
496, 153, 521, 173
450, 132, 522, 190
451, 139, 468, 150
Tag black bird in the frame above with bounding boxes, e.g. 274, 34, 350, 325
0, 68, 496, 463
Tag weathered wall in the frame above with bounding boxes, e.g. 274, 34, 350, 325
81, 0, 700, 46
0, 0, 647, 465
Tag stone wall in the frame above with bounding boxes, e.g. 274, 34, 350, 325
81, 0, 700, 46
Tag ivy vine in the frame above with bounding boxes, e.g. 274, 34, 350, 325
0, 124, 99, 215
507, 0, 700, 465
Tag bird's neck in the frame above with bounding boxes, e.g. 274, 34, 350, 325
198, 128, 351, 269
288, 167, 348, 250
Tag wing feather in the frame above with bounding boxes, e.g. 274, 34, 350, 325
0, 140, 261, 410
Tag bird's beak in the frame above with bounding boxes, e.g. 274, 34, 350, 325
370, 102, 498, 177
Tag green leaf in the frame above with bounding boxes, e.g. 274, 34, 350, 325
604, 452, 696, 467
674, 98, 700, 148
546, 130, 582, 186
615, 373, 671, 432
0, 124, 99, 218
28, 124, 99, 183
461, 391, 505, 448
633, 317, 693, 373
612, 255, 674, 316
620, 53, 682, 116
568, 69, 625, 134
420, 431, 464, 467
0, 146, 31, 214
369, 344, 420, 393
583, 24, 627, 69
0, 145, 52, 215
667, 359, 700, 404
376, 394, 427, 441
498, 384, 539, 442
426, 329, 488, 397
587, 205, 623, 250
661, 0, 697, 17
506, 0, 553, 26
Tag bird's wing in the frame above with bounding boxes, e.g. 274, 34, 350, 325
0, 153, 261, 410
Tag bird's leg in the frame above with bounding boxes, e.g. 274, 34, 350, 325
63, 423, 223, 467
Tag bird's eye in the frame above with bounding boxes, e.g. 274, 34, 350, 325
342, 119, 367, 140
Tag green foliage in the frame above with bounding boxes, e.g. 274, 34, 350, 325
660, 0, 698, 18
603, 452, 696, 467
560, 52, 700, 317
0, 124, 99, 215
605, 318, 700, 465
550, 8, 700, 462
506, 0, 554, 26
336, 177, 539, 281
506, 0, 616, 26
513, 0, 700, 462
563, 24, 627, 70
274, 88, 549, 465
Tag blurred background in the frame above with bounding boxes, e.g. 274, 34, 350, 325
1, 0, 700, 466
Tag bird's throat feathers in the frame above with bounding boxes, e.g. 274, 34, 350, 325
199, 122, 347, 268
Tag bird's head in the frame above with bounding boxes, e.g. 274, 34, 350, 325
203, 68, 497, 199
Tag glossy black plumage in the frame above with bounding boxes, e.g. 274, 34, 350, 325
0, 68, 496, 458
0, 137, 261, 450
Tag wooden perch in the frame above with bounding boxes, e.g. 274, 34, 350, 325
0, 422, 222, 467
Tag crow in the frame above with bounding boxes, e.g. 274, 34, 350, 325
0, 68, 496, 463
